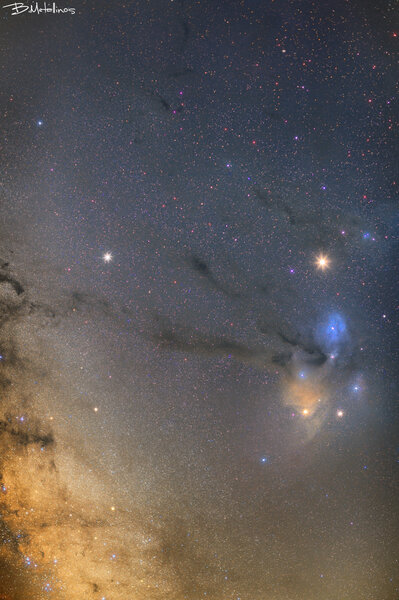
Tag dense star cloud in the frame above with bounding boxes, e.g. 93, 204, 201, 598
0, 0, 398, 599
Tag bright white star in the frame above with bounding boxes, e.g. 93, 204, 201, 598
103, 252, 112, 263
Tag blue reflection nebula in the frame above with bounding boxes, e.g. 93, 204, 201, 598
325, 313, 346, 345
316, 313, 347, 353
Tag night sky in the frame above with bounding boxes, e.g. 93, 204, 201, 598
0, 0, 398, 598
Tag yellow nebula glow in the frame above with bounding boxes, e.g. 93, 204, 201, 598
284, 379, 325, 414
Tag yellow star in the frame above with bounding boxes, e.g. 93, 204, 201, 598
316, 254, 329, 270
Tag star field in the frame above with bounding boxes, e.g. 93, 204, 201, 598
0, 0, 398, 599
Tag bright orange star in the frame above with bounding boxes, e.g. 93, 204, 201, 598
316, 254, 330, 270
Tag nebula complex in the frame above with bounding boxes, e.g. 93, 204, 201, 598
0, 1, 398, 598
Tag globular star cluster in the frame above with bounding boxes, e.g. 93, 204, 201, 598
0, 1, 398, 599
